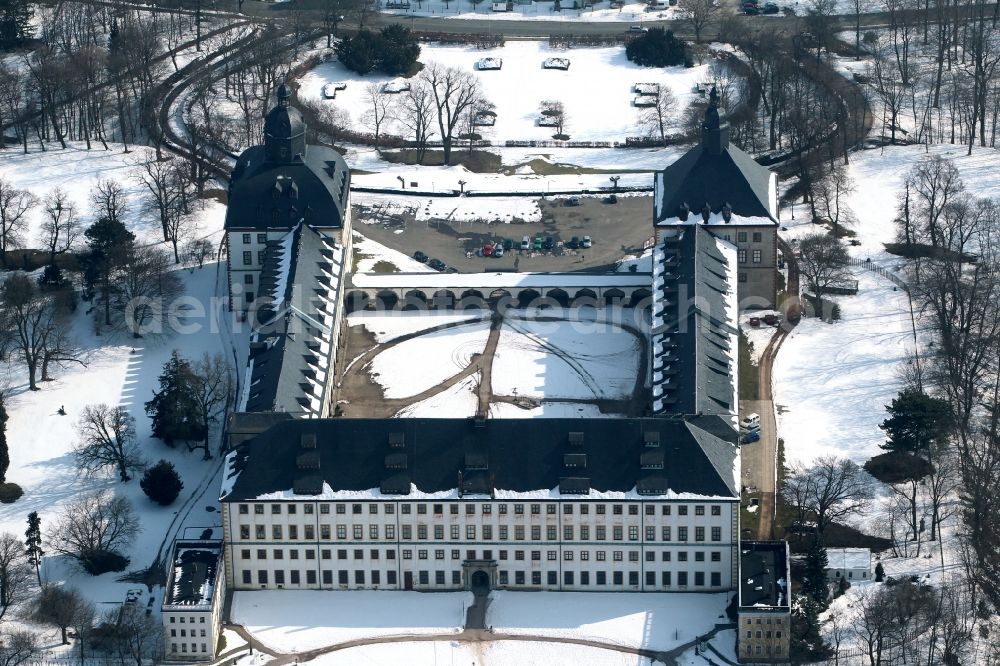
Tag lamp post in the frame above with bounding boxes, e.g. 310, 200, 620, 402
609, 175, 620, 192
458, 179, 467, 194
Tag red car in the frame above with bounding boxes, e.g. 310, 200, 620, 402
483, 243, 494, 257
763, 313, 781, 326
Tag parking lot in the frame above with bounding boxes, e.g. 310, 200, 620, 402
353, 194, 655, 273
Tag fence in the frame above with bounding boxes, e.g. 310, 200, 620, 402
848, 258, 910, 293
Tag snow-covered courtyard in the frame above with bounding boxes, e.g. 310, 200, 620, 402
231, 590, 472, 651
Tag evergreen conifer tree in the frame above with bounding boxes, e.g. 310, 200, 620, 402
140, 460, 184, 506
145, 352, 204, 446
25, 511, 42, 585
0, 0, 33, 50
802, 536, 830, 607
82, 217, 134, 326
875, 561, 885, 582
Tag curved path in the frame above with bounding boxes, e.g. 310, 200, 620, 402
221, 620, 736, 666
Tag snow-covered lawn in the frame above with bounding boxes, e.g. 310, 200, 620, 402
739, 312, 779, 365
367, 320, 492, 399
349, 310, 487, 343
304, 639, 655, 665
486, 591, 730, 651
299, 41, 712, 143
492, 317, 641, 399
1, 262, 238, 614
0, 143, 226, 248
395, 374, 481, 417
352, 231, 437, 273
231, 590, 472, 651
772, 271, 914, 465
489, 401, 620, 418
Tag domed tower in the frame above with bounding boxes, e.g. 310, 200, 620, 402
264, 83, 307, 163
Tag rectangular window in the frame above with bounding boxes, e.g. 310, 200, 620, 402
613, 572, 623, 585
628, 526, 639, 541
678, 527, 688, 542
695, 551, 705, 562
257, 250, 265, 264
695, 527, 705, 542
290, 570, 300, 584
546, 526, 556, 540
353, 526, 363, 540
662, 571, 671, 586
515, 571, 525, 585
242, 233, 251, 244
483, 525, 493, 540
753, 249, 762, 264
613, 526, 623, 541
435, 549, 444, 560
323, 570, 332, 585
711, 551, 721, 562
255, 526, 265, 539
596, 504, 605, 515
695, 571, 705, 586
320, 525, 331, 540
711, 572, 721, 586
450, 525, 459, 540
563, 526, 573, 541
739, 272, 748, 283
737, 232, 748, 243
646, 527, 655, 541
337, 525, 347, 539
531, 504, 540, 515
466, 525, 476, 540
532, 526, 542, 540
289, 526, 298, 540
482, 504, 491, 515
695, 506, 705, 516
401, 526, 411, 540
369, 525, 378, 539
752, 232, 762, 243
580, 526, 589, 540
646, 571, 655, 586
564, 571, 574, 585
240, 526, 250, 539
385, 525, 395, 539
712, 527, 721, 542
388, 571, 397, 585
547, 571, 557, 586
678, 572, 688, 586
738, 249, 747, 263
435, 571, 445, 585
242, 570, 251, 584
242, 252, 252, 265
515, 526, 524, 541
597, 571, 607, 585
711, 505, 721, 516
435, 525, 445, 540
514, 504, 524, 515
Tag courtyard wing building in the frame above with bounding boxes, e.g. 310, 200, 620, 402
224, 83, 351, 313
653, 88, 780, 309
219, 417, 739, 593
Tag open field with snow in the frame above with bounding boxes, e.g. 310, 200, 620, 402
487, 591, 730, 651
231, 590, 472, 651
0, 144, 226, 248
304, 639, 655, 665
299, 41, 714, 144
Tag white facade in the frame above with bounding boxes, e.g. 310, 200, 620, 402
161, 541, 225, 661
825, 547, 871, 581
221, 497, 739, 594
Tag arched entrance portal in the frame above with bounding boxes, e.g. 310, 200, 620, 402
471, 570, 490, 594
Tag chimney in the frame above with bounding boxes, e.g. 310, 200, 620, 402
722, 202, 733, 223
701, 203, 711, 223
677, 202, 690, 221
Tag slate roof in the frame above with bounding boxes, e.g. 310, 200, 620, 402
220, 416, 739, 502
651, 227, 739, 418
225, 144, 350, 232
239, 224, 345, 416
164, 541, 221, 608
653, 94, 778, 225
739, 541, 790, 610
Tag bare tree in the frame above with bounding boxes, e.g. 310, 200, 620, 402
784, 456, 873, 534
0, 273, 64, 390
638, 88, 677, 146
73, 404, 143, 482
108, 603, 162, 666
134, 159, 179, 243
31, 585, 88, 644
48, 490, 140, 574
398, 80, 436, 165
38, 187, 80, 266
422, 62, 485, 166
0, 180, 37, 268
118, 245, 183, 337
680, 0, 717, 44
184, 238, 215, 269
540, 99, 567, 138
813, 164, 856, 236
189, 353, 234, 460
797, 233, 853, 299
0, 534, 31, 622
89, 179, 128, 226
0, 630, 38, 666
362, 82, 393, 151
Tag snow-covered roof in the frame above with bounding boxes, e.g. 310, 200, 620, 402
825, 547, 872, 571
240, 224, 345, 416
220, 416, 739, 502
163, 541, 222, 610
650, 227, 739, 420
348, 272, 650, 291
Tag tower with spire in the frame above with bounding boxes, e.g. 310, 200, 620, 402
651, 86, 780, 308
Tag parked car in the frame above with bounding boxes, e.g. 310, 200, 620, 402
743, 4, 759, 13
543, 236, 555, 250
413, 251, 428, 263
763, 313, 781, 326
740, 431, 761, 445
628, 25, 649, 32
565, 196, 581, 206
521, 236, 531, 250
445, 266, 459, 273
740, 413, 761, 432
534, 235, 543, 250
762, 2, 779, 12
428, 258, 446, 271
604, 194, 618, 204
503, 238, 514, 251
483, 243, 494, 257
748, 316, 761, 327
567, 236, 580, 249
582, 235, 592, 248
493, 244, 505, 258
